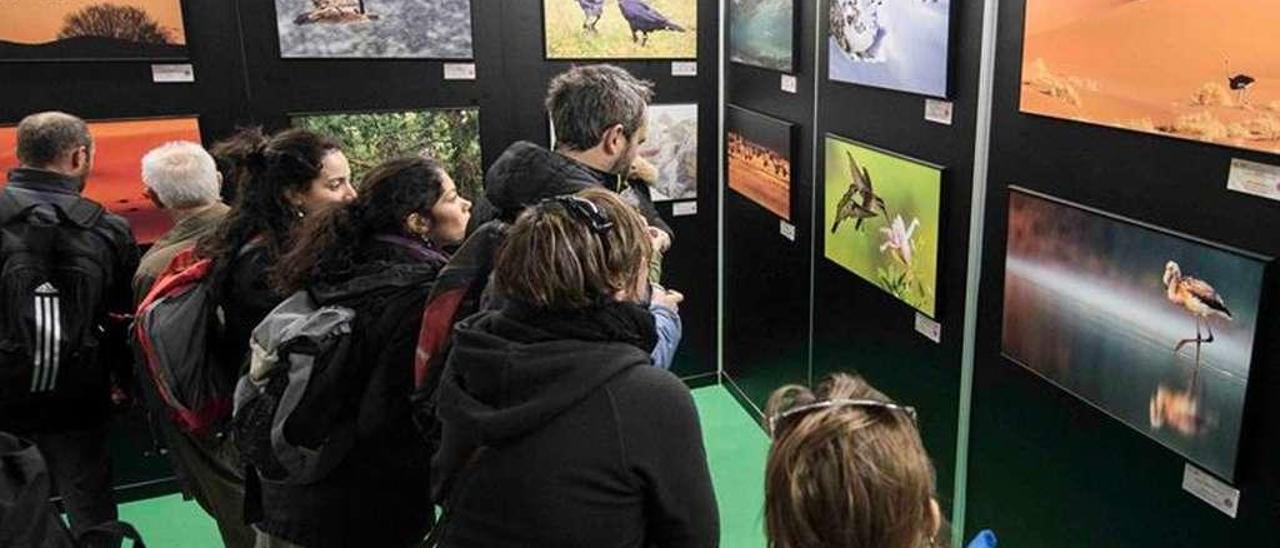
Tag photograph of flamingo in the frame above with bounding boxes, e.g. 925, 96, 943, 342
729, 0, 794, 72
544, 0, 695, 59
0, 0, 187, 61
726, 105, 792, 220
1002, 188, 1268, 480
823, 135, 941, 317
827, 0, 951, 98
275, 0, 473, 59
0, 117, 202, 245
1020, 0, 1280, 154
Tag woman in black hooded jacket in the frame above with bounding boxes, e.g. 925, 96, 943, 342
251, 156, 471, 547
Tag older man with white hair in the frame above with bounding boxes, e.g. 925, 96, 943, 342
132, 141, 251, 547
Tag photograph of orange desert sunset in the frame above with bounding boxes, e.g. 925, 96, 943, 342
0, 0, 187, 61
1020, 0, 1280, 154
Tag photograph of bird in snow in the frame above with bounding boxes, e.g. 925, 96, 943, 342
827, 0, 951, 97
275, 0, 473, 59
823, 135, 941, 317
1002, 188, 1268, 481
545, 0, 695, 59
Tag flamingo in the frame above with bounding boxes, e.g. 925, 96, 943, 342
1162, 261, 1232, 352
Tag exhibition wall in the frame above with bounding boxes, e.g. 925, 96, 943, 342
0, 0, 721, 499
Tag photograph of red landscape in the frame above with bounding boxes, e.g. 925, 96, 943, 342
1021, 0, 1280, 154
0, 0, 187, 61
727, 105, 792, 220
0, 117, 201, 244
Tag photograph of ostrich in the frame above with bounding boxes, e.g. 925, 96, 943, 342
729, 0, 794, 72
1001, 188, 1267, 480
827, 0, 951, 97
0, 0, 187, 61
0, 117, 202, 244
545, 0, 695, 59
824, 135, 941, 317
275, 0, 473, 59
726, 105, 792, 220
1020, 0, 1280, 154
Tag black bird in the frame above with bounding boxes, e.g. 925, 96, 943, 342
578, 0, 605, 33
618, 0, 686, 46
1225, 60, 1256, 104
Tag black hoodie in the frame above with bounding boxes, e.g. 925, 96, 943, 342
432, 302, 718, 547
483, 141, 673, 238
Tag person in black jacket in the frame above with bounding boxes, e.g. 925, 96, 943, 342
0, 112, 140, 544
431, 188, 718, 548
253, 156, 471, 547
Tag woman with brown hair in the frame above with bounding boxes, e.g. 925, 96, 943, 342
430, 187, 718, 547
764, 374, 945, 548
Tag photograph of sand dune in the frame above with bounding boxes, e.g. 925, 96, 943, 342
727, 105, 792, 220
0, 117, 201, 244
1002, 188, 1269, 481
1021, 0, 1280, 154
0, 0, 187, 61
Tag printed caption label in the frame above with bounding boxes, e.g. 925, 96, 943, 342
779, 220, 796, 242
1227, 157, 1280, 203
151, 64, 195, 83
780, 75, 798, 94
1183, 464, 1240, 518
924, 99, 953, 125
915, 313, 941, 343
443, 63, 477, 81
672, 201, 698, 217
671, 62, 698, 77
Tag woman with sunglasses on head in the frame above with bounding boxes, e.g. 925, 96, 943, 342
250, 155, 471, 547
430, 187, 718, 547
765, 374, 945, 548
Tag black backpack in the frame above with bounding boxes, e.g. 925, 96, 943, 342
0, 188, 116, 408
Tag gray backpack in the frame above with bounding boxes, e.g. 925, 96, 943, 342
231, 291, 359, 485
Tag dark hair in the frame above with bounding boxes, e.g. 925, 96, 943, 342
546, 65, 654, 151
196, 128, 341, 272
15, 111, 92, 168
271, 156, 447, 294
493, 187, 652, 310
209, 126, 267, 205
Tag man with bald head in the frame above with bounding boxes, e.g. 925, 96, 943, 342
0, 111, 139, 543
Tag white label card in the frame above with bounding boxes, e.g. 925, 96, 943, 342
671, 62, 698, 77
1182, 464, 1240, 518
1227, 157, 1280, 203
924, 99, 953, 125
780, 75, 798, 94
151, 64, 195, 83
915, 313, 941, 343
443, 63, 477, 80
779, 220, 796, 241
672, 201, 697, 217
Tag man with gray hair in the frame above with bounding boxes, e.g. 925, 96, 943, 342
0, 111, 139, 542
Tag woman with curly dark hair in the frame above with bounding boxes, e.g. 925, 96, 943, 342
251, 155, 470, 548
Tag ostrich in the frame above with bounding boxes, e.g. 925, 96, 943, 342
1162, 261, 1232, 353
1225, 60, 1255, 105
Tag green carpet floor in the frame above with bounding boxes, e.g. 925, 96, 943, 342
117, 384, 769, 547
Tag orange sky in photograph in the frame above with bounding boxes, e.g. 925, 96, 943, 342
0, 0, 186, 44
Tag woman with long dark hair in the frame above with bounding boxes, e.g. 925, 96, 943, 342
251, 156, 471, 547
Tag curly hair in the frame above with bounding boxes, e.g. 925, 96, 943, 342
196, 128, 341, 276
208, 126, 266, 205
271, 156, 448, 294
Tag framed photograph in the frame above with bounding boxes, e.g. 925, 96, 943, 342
543, 0, 696, 60
1002, 187, 1270, 481
726, 105, 793, 220
1020, 1, 1280, 154
275, 0, 474, 59
640, 104, 698, 202
292, 108, 482, 201
0, 116, 202, 244
823, 135, 942, 317
729, 0, 795, 73
826, 0, 951, 98
0, 0, 187, 62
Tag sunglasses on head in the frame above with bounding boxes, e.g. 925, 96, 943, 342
542, 195, 614, 235
767, 399, 918, 438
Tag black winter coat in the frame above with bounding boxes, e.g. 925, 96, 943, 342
432, 302, 719, 548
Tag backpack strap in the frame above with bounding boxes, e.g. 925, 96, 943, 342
76, 520, 145, 547
422, 446, 488, 548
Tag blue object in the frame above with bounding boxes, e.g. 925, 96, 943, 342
967, 529, 997, 548
649, 298, 682, 371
